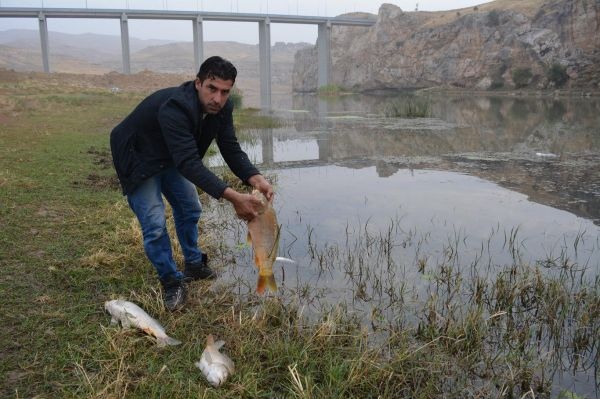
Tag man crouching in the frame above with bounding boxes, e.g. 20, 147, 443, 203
110, 56, 272, 310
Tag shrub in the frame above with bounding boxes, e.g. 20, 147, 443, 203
487, 10, 500, 26
547, 63, 569, 88
490, 78, 504, 90
512, 67, 533, 88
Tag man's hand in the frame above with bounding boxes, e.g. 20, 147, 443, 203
222, 187, 264, 221
247, 174, 273, 201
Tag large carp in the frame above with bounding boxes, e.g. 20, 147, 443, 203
247, 189, 280, 294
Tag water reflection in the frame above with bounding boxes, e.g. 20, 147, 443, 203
234, 93, 600, 224
211, 92, 600, 396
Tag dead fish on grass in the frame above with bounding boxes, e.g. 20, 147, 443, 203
247, 189, 295, 294
104, 299, 181, 347
195, 334, 235, 387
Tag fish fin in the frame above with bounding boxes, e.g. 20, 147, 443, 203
157, 335, 182, 347
256, 274, 277, 295
246, 230, 252, 244
275, 257, 296, 264
267, 224, 281, 260
120, 316, 133, 329
213, 340, 226, 351
123, 310, 138, 328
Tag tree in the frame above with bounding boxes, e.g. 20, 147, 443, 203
547, 63, 568, 88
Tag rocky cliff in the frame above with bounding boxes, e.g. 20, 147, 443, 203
293, 0, 600, 91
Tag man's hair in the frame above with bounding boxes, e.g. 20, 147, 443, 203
196, 56, 237, 83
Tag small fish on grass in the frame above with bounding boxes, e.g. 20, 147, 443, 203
246, 189, 295, 294
104, 299, 181, 347
195, 334, 235, 387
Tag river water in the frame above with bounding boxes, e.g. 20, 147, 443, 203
208, 92, 600, 396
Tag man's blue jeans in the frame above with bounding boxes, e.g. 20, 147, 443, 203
127, 167, 203, 281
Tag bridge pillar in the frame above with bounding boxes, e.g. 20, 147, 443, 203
193, 16, 204, 73
317, 97, 331, 160
317, 131, 332, 162
317, 21, 331, 89
258, 17, 271, 111
120, 13, 131, 74
38, 12, 50, 73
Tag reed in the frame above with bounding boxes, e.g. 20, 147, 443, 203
383, 96, 432, 118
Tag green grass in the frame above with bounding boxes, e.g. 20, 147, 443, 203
317, 84, 343, 96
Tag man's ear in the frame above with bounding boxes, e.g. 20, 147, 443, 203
195, 78, 202, 90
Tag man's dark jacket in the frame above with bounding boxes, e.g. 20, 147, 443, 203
110, 81, 259, 198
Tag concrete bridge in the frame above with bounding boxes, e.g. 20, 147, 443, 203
0, 7, 374, 110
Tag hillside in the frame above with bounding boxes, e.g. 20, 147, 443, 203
293, 0, 600, 91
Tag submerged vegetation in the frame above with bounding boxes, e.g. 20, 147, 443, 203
1, 74, 598, 398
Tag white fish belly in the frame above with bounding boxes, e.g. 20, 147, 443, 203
196, 356, 230, 387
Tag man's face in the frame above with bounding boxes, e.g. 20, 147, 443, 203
195, 77, 234, 114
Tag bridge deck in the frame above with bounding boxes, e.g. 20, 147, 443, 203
0, 7, 376, 26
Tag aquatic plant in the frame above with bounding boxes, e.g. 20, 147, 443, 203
239, 213, 600, 398
383, 97, 432, 118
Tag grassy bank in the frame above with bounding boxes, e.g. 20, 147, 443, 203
1, 76, 598, 398
1, 78, 429, 398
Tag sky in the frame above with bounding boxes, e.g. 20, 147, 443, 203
0, 0, 493, 44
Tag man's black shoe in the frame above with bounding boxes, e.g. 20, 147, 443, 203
160, 275, 187, 311
184, 254, 217, 281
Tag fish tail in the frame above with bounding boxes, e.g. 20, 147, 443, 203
157, 335, 182, 347
256, 274, 277, 295
206, 334, 215, 346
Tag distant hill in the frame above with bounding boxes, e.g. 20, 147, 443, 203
0, 29, 174, 62
0, 29, 311, 80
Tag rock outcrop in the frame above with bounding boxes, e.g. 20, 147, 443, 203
292, 0, 600, 91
